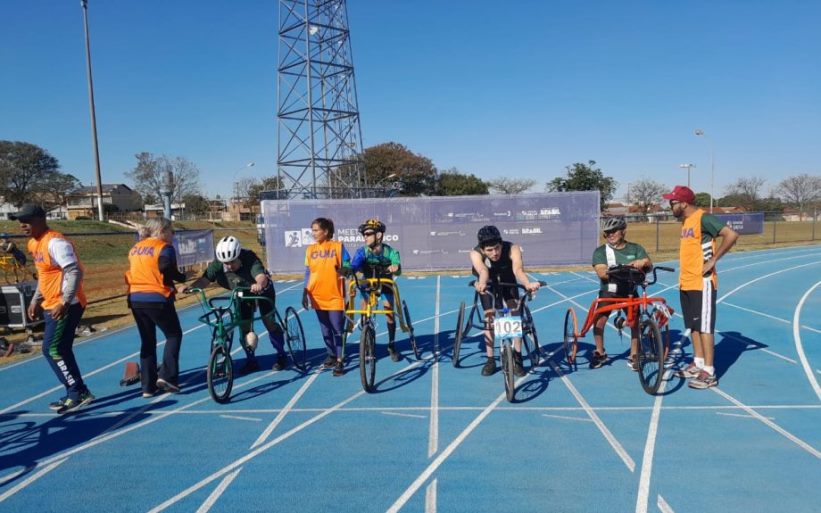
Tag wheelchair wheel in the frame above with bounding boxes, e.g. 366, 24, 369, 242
638, 313, 665, 395
452, 301, 466, 367
207, 344, 233, 404
402, 300, 420, 360
522, 304, 541, 358
501, 345, 516, 403
284, 306, 307, 371
563, 308, 578, 366
359, 323, 377, 392
521, 331, 539, 372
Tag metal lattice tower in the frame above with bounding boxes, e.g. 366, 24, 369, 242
276, 0, 365, 199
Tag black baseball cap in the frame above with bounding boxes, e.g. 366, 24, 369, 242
9, 204, 46, 222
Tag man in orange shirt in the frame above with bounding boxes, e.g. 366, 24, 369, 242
13, 204, 94, 414
664, 186, 738, 389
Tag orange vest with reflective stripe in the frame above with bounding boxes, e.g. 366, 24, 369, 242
679, 209, 718, 291
28, 229, 87, 309
125, 237, 173, 297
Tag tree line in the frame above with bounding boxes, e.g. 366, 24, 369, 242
2, 139, 819, 216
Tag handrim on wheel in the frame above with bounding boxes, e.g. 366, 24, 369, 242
452, 301, 466, 367
563, 308, 578, 366
637, 314, 665, 395
284, 306, 307, 371
402, 300, 420, 360
359, 324, 377, 392
501, 345, 516, 402
207, 344, 233, 403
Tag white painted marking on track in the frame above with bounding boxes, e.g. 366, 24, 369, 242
657, 494, 675, 513
195, 467, 243, 513
425, 479, 437, 513
541, 413, 593, 422
711, 387, 821, 459
793, 281, 821, 401
220, 415, 262, 422
250, 369, 321, 449
715, 412, 774, 420
718, 261, 821, 304
0, 458, 68, 504
428, 276, 440, 458
635, 369, 671, 513
381, 411, 426, 419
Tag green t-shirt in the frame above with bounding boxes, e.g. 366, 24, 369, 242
202, 249, 267, 290
700, 213, 726, 243
592, 242, 649, 293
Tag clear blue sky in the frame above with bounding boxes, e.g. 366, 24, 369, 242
2, 0, 819, 201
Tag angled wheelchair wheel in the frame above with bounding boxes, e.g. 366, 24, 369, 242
207, 344, 233, 404
522, 304, 542, 359
452, 301, 466, 367
521, 331, 539, 372
402, 300, 420, 360
501, 345, 516, 403
563, 308, 578, 367
359, 323, 377, 392
638, 314, 665, 395
284, 306, 307, 371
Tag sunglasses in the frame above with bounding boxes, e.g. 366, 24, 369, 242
669, 200, 680, 208
363, 231, 376, 237
603, 229, 621, 236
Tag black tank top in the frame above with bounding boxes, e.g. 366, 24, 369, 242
472, 241, 515, 281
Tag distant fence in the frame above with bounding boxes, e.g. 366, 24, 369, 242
260, 192, 601, 273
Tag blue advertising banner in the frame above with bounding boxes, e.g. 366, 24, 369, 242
260, 192, 600, 273
173, 229, 215, 267
713, 213, 764, 235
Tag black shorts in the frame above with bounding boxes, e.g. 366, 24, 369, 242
680, 285, 717, 334
238, 284, 276, 323
478, 286, 520, 313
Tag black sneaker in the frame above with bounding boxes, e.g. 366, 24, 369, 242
239, 359, 260, 375
589, 351, 609, 369
481, 357, 497, 376
49, 396, 68, 411
156, 378, 181, 394
57, 391, 95, 415
513, 351, 526, 377
388, 342, 401, 362
272, 354, 288, 371
322, 354, 337, 368
332, 360, 345, 377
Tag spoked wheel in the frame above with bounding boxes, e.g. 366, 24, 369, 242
207, 344, 233, 404
522, 304, 542, 359
402, 300, 420, 360
654, 308, 674, 368
501, 345, 516, 402
521, 331, 539, 372
452, 301, 466, 367
637, 314, 665, 395
284, 306, 307, 371
563, 308, 579, 367
359, 323, 377, 392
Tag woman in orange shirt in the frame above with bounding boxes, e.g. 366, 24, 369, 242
302, 218, 350, 376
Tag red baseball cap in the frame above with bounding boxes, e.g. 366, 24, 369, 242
662, 185, 695, 204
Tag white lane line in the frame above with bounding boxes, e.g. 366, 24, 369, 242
549, 360, 636, 472
715, 412, 774, 420
657, 494, 675, 513
428, 276, 440, 458
715, 330, 797, 365
722, 301, 791, 324
249, 369, 322, 449
195, 467, 243, 513
0, 322, 206, 415
718, 261, 821, 304
635, 370, 671, 513
0, 458, 68, 504
793, 281, 821, 401
541, 414, 593, 422
711, 387, 821, 460
147, 390, 367, 513
220, 415, 262, 422
382, 411, 426, 419
425, 479, 437, 513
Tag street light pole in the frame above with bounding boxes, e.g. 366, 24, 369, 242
679, 163, 696, 189
694, 129, 715, 213
80, 0, 105, 222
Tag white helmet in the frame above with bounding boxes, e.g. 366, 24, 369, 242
216, 236, 242, 263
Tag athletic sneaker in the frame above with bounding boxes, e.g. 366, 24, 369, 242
57, 391, 95, 415
272, 354, 288, 371
677, 362, 701, 379
589, 351, 609, 369
142, 390, 157, 398
513, 351, 526, 377
481, 357, 497, 376
239, 359, 260, 375
49, 396, 68, 411
322, 354, 337, 368
688, 370, 718, 389
332, 360, 345, 377
156, 378, 181, 394
626, 355, 639, 372
388, 342, 401, 362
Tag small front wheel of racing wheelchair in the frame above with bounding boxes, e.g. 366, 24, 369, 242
207, 344, 234, 404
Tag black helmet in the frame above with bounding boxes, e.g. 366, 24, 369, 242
601, 216, 627, 232
358, 218, 386, 235
477, 225, 502, 247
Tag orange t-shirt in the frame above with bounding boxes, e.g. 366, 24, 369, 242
28, 229, 87, 309
125, 237, 173, 297
304, 240, 349, 310
679, 209, 718, 291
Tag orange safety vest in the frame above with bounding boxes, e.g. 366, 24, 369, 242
679, 209, 718, 291
125, 237, 173, 297
304, 240, 345, 310
28, 229, 87, 309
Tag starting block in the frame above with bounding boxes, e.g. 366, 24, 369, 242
120, 361, 140, 386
